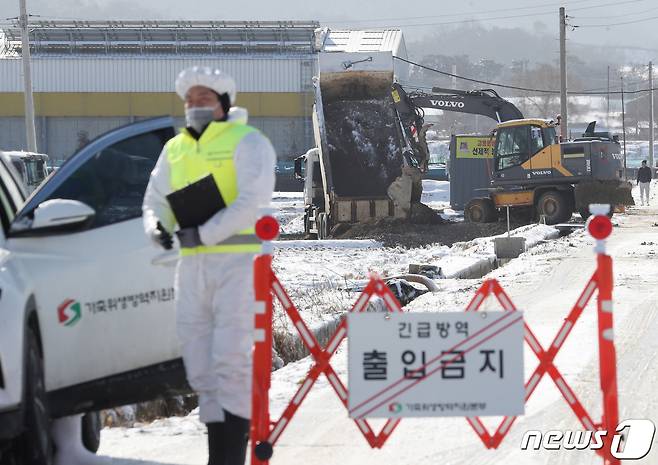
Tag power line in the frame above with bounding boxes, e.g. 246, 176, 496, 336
573, 5, 658, 19
323, 0, 645, 28
570, 41, 658, 53
321, 0, 602, 24
575, 14, 658, 28
394, 56, 658, 95
581, 80, 650, 92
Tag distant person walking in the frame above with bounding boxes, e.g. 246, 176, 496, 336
637, 160, 652, 206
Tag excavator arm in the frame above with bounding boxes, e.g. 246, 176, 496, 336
391, 82, 524, 174
392, 82, 524, 124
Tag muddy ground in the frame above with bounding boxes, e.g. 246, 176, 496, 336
330, 215, 533, 248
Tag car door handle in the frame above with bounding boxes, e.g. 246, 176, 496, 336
151, 251, 178, 267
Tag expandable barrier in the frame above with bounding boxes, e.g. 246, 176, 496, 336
250, 209, 619, 465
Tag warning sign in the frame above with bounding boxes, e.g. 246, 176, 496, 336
347, 311, 524, 418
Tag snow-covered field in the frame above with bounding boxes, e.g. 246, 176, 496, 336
98, 182, 658, 465
270, 191, 305, 235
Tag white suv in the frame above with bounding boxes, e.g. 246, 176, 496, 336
0, 117, 189, 464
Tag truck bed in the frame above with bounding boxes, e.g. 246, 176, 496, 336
323, 98, 403, 197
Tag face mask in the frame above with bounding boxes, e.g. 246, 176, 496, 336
185, 106, 217, 133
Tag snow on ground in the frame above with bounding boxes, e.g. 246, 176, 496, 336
268, 222, 558, 332
270, 191, 305, 235
421, 179, 461, 220
420, 179, 449, 207
98, 183, 658, 464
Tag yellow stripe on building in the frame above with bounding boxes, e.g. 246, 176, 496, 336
0, 92, 312, 118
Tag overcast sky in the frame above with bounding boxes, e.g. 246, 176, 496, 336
3, 0, 657, 58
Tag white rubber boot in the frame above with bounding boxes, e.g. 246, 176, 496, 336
51, 414, 112, 465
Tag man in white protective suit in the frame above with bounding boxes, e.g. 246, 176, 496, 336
142, 66, 276, 465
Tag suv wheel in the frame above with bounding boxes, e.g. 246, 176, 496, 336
21, 327, 53, 465
81, 412, 101, 453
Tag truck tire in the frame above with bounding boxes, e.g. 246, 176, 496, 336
537, 191, 572, 224
81, 412, 101, 453
303, 211, 317, 239
317, 213, 329, 240
316, 212, 328, 240
21, 328, 53, 465
465, 198, 497, 223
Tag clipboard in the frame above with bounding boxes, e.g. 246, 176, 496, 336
166, 174, 226, 228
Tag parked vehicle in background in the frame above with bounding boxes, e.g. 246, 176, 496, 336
425, 162, 449, 181
424, 140, 450, 181
4, 152, 50, 194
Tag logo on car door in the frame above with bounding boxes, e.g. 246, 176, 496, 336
58, 299, 82, 327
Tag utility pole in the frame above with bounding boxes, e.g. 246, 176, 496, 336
451, 63, 457, 90
559, 7, 568, 141
606, 65, 610, 128
650, 61, 654, 169
19, 0, 37, 152
621, 75, 627, 180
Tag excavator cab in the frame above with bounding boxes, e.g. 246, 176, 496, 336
492, 119, 559, 185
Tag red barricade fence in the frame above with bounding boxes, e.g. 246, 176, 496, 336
249, 212, 620, 465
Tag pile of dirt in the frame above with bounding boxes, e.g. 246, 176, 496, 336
410, 202, 444, 224
323, 98, 403, 197
332, 216, 532, 248
575, 180, 635, 211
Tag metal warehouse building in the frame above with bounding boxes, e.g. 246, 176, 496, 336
0, 20, 319, 162
0, 22, 407, 162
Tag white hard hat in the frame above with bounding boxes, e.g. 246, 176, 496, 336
175, 66, 237, 104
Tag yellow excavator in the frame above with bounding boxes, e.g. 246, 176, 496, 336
392, 84, 633, 224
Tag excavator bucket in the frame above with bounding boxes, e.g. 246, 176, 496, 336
574, 179, 635, 216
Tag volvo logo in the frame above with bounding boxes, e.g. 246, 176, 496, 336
429, 100, 465, 109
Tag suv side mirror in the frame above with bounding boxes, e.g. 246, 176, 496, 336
10, 199, 95, 237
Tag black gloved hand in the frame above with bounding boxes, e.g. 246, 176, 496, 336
151, 221, 173, 250
176, 227, 203, 248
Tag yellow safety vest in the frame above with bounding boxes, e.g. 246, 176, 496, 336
166, 121, 262, 256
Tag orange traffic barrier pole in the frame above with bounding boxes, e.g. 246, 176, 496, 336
250, 216, 279, 464
588, 206, 620, 465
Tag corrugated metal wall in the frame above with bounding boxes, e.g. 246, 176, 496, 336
0, 56, 314, 93
449, 135, 495, 209
0, 117, 30, 153
0, 55, 316, 159
0, 116, 313, 162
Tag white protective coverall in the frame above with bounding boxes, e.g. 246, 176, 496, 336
142, 108, 276, 423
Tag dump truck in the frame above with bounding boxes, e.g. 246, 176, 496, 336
392, 85, 633, 224
295, 51, 424, 239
